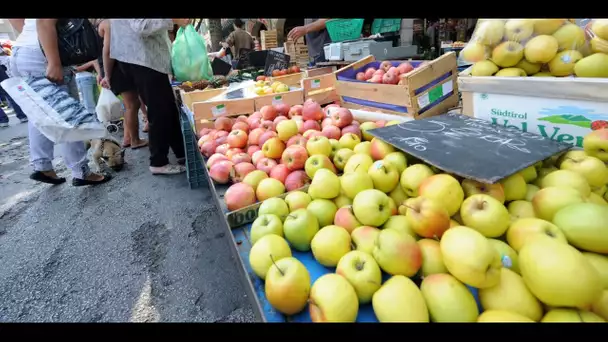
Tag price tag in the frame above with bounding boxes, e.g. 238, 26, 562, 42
272, 95, 283, 106
416, 81, 454, 109
311, 79, 321, 89
211, 104, 227, 117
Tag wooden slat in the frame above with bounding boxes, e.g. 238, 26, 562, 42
268, 72, 305, 87
253, 89, 304, 110
302, 72, 336, 97
336, 80, 411, 108
406, 52, 457, 92
193, 98, 255, 129
335, 55, 375, 75
341, 102, 416, 118
179, 88, 228, 111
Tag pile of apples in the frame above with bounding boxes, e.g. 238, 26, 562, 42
247, 127, 608, 322
198, 99, 396, 212
355, 61, 415, 85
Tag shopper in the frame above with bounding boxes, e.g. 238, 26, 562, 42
0, 62, 28, 127
288, 19, 332, 65
8, 18, 111, 186
109, 19, 190, 175
222, 19, 254, 62
74, 59, 101, 115
97, 19, 148, 149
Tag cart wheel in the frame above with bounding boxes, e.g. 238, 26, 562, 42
106, 124, 119, 133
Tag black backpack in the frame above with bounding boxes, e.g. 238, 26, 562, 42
41, 19, 103, 66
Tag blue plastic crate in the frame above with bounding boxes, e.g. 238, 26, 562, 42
179, 106, 207, 189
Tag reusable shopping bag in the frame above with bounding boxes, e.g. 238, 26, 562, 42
171, 24, 213, 82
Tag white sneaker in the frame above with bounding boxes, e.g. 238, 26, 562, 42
0, 122, 8, 128
19, 118, 28, 123
150, 164, 186, 175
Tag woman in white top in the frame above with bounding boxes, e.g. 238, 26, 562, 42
8, 19, 111, 186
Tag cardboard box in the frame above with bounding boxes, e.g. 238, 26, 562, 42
459, 71, 608, 149
334, 52, 459, 119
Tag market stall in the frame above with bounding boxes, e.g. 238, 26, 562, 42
174, 18, 608, 323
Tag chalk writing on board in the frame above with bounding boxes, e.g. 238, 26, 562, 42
389, 136, 429, 151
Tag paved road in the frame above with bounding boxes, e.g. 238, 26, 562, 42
0, 114, 255, 322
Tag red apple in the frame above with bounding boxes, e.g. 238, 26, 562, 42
231, 162, 256, 183
284, 170, 310, 192
200, 141, 218, 157
225, 148, 244, 160
300, 120, 321, 134
302, 99, 324, 121
231, 152, 251, 164
321, 125, 341, 140
236, 115, 248, 123
252, 150, 265, 165
288, 105, 303, 118
321, 117, 333, 129
397, 62, 414, 74
382, 72, 399, 85
215, 143, 230, 155
209, 160, 234, 184
380, 61, 393, 73
232, 121, 249, 133
323, 104, 341, 116
247, 145, 261, 156
248, 128, 266, 146
260, 105, 278, 121
256, 157, 278, 174
330, 108, 353, 128
281, 145, 309, 171
368, 75, 383, 83
375, 120, 387, 128
224, 183, 256, 211
374, 69, 386, 77
227, 129, 248, 149
198, 128, 212, 137
341, 124, 362, 139
260, 120, 274, 131
270, 164, 290, 184
388, 67, 401, 76
214, 130, 229, 139
303, 130, 323, 139
364, 67, 376, 80
214, 135, 228, 146
206, 153, 229, 169
351, 120, 360, 126
247, 112, 263, 129
274, 103, 290, 116
258, 131, 278, 147
286, 135, 307, 148
214, 117, 233, 131
356, 72, 366, 81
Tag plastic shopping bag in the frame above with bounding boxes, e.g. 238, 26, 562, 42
1, 76, 107, 143
171, 24, 213, 82
96, 87, 123, 123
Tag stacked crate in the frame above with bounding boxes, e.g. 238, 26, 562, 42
294, 38, 309, 68
260, 30, 278, 50
284, 39, 296, 58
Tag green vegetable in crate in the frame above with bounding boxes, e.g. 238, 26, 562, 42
171, 25, 213, 82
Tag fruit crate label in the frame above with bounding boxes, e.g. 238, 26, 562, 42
272, 95, 283, 105
417, 81, 454, 109
311, 79, 321, 89
211, 104, 227, 117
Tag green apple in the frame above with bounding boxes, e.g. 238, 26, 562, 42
400, 164, 435, 197
507, 200, 536, 221
417, 238, 448, 276
582, 252, 608, 289
334, 206, 362, 233
479, 268, 543, 321
533, 166, 558, 187
461, 179, 505, 203
242, 170, 268, 191
336, 251, 382, 304
383, 151, 408, 174
283, 208, 320, 251
368, 160, 400, 193
525, 184, 540, 201
532, 186, 584, 221
307, 199, 338, 228
306, 136, 333, 157
403, 197, 451, 239
560, 153, 608, 188
258, 197, 289, 219
360, 122, 378, 141
339, 133, 361, 150
373, 228, 422, 276
419, 174, 465, 217
388, 182, 408, 206
333, 148, 355, 171
540, 169, 591, 197
333, 193, 352, 208
553, 202, 608, 254
591, 290, 608, 321
500, 173, 527, 201
256, 178, 286, 201
305, 154, 335, 178
382, 215, 416, 238
265, 256, 310, 315
309, 274, 359, 322
517, 165, 538, 183
478, 310, 535, 322
285, 191, 312, 212
343, 153, 374, 174
460, 194, 510, 238
249, 234, 292, 279
353, 141, 371, 155
519, 235, 603, 308
506, 217, 568, 252
352, 189, 392, 227
351, 225, 380, 254
328, 138, 340, 159
250, 214, 284, 245
372, 275, 429, 322
309, 168, 341, 200
340, 171, 374, 199
370, 138, 396, 160
421, 273, 479, 322
588, 192, 608, 205
487, 238, 520, 274
541, 309, 606, 322
440, 226, 502, 288
583, 128, 608, 162
557, 150, 587, 166
311, 225, 352, 267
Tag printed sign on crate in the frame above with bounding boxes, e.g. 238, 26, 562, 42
368, 112, 573, 183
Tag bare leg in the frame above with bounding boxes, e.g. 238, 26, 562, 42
122, 91, 148, 149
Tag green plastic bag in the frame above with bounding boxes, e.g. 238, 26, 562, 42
171, 25, 213, 82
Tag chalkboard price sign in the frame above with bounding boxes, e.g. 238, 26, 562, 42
367, 113, 573, 183
264, 50, 291, 76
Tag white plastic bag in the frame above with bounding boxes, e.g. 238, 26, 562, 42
1, 76, 107, 143
96, 88, 123, 123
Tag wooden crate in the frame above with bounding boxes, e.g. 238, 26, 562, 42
302, 68, 339, 105
268, 72, 305, 87
458, 69, 608, 148
254, 89, 304, 111
261, 30, 278, 50
192, 97, 255, 132
179, 88, 228, 111
335, 52, 459, 119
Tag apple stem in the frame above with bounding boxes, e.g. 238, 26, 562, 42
269, 254, 285, 276
350, 242, 356, 250
433, 234, 439, 241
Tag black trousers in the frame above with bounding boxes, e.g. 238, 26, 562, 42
118, 62, 185, 167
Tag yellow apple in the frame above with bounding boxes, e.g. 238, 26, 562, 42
553, 203, 608, 254
351, 226, 380, 255
504, 19, 534, 42
506, 217, 567, 252
421, 273, 479, 322
588, 192, 608, 206
283, 208, 320, 252
308, 168, 341, 200
525, 184, 540, 201
285, 191, 312, 212
461, 41, 489, 63
500, 173, 527, 201
583, 128, 608, 162
250, 214, 284, 245
541, 309, 605, 322
339, 133, 361, 151
368, 160, 400, 193
417, 239, 448, 277
492, 41, 524, 68
352, 189, 392, 227
399, 164, 435, 197
359, 122, 378, 141
582, 252, 608, 289
540, 169, 591, 197
479, 268, 543, 321
487, 238, 520, 274
276, 119, 298, 142
419, 174, 464, 216
265, 257, 310, 315
336, 251, 382, 304
311, 225, 352, 267
353, 141, 371, 155
478, 310, 535, 322
474, 19, 505, 45
518, 165, 538, 183
309, 274, 359, 322
533, 166, 558, 187
388, 184, 408, 207
372, 275, 429, 322
560, 153, 608, 188
460, 194, 510, 238
383, 152, 408, 174
249, 234, 292, 279
592, 290, 608, 320
372, 228, 422, 276
532, 186, 584, 221
382, 215, 416, 238
343, 153, 374, 174
306, 136, 332, 157
370, 138, 396, 161
519, 235, 603, 308
403, 197, 451, 239
507, 200, 536, 221
461, 179, 505, 203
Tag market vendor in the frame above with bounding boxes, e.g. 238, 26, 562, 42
287, 19, 332, 66
221, 19, 254, 66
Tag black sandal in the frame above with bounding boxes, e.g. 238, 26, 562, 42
72, 173, 113, 187
30, 171, 66, 185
